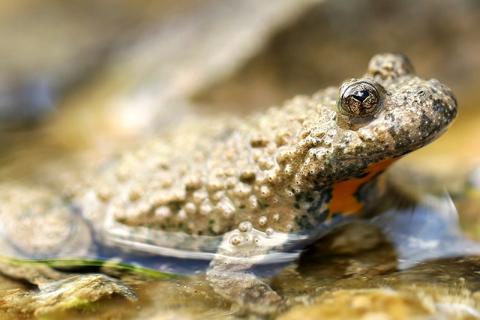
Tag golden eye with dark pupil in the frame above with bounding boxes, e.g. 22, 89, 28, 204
340, 81, 380, 118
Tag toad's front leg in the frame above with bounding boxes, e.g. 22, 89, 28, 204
206, 222, 294, 313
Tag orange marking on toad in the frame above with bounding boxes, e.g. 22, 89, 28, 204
329, 158, 396, 216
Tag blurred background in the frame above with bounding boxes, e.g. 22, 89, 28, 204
1, 0, 479, 173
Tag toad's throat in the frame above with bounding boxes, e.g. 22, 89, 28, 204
329, 158, 397, 216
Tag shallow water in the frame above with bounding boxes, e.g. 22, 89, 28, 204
1, 0, 480, 319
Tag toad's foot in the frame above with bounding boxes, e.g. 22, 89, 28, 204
207, 222, 292, 313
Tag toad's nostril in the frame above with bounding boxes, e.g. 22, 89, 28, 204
433, 100, 446, 113
433, 98, 457, 121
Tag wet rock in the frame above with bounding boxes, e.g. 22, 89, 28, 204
279, 286, 480, 320
0, 274, 136, 317
0, 258, 66, 284
278, 289, 432, 320
308, 222, 386, 255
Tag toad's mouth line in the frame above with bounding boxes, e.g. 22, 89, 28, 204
335, 124, 451, 164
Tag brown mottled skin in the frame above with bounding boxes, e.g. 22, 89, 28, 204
0, 54, 458, 311
96, 54, 456, 237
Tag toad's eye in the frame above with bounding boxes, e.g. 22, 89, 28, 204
339, 80, 382, 118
